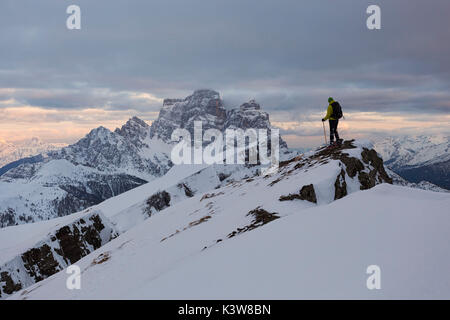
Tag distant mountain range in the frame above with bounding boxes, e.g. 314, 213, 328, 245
374, 135, 450, 190
0, 138, 66, 168
0, 90, 291, 228
1, 90, 448, 229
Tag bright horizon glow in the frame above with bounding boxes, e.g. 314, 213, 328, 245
0, 105, 448, 148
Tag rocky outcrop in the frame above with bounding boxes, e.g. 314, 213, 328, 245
279, 184, 317, 203
273, 140, 393, 205
0, 211, 118, 298
315, 140, 392, 193
334, 169, 348, 200
145, 191, 171, 216
227, 207, 280, 238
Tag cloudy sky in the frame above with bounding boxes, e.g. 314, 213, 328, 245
0, 0, 449, 147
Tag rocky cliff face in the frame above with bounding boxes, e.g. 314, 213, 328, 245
150, 89, 227, 142
0, 211, 118, 298
150, 90, 288, 149
225, 99, 288, 150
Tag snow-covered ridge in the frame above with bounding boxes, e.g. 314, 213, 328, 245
0, 140, 392, 298
5, 141, 450, 299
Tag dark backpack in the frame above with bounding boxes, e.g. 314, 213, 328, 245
331, 101, 343, 119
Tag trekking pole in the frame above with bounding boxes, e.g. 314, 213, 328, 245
322, 121, 327, 145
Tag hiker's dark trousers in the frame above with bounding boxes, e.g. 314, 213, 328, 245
329, 119, 340, 143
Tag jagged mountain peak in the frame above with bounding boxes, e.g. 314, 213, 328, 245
114, 116, 150, 147
239, 99, 261, 111
150, 89, 226, 142
87, 125, 112, 136
127, 116, 149, 127
149, 90, 285, 148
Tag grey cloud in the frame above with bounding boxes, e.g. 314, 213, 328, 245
0, 0, 449, 123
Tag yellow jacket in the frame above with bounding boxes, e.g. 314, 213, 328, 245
323, 102, 336, 121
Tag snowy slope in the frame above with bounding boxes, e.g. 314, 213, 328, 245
0, 163, 208, 266
1, 140, 395, 298
8, 184, 450, 300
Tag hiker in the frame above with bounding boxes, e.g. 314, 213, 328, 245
322, 97, 343, 146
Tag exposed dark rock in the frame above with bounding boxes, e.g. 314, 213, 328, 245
0, 212, 117, 298
21, 244, 61, 282
361, 148, 393, 184
0, 208, 17, 228
334, 169, 348, 200
178, 183, 194, 197
218, 172, 231, 182
188, 215, 211, 227
279, 184, 317, 203
1, 271, 22, 296
145, 191, 171, 216
227, 207, 279, 238
54, 215, 105, 265
339, 155, 364, 178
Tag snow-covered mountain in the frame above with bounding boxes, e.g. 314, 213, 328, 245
0, 138, 66, 168
0, 90, 292, 228
0, 117, 171, 228
2, 140, 450, 299
0, 139, 395, 299
386, 168, 449, 193
374, 135, 450, 190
